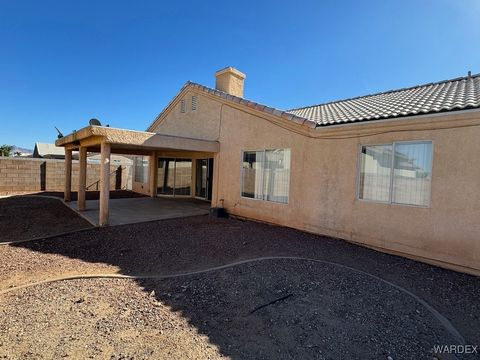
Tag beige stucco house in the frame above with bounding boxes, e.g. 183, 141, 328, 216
56, 67, 480, 276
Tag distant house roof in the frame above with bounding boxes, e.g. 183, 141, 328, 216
34, 142, 134, 164
287, 73, 480, 126
87, 153, 133, 165
33, 142, 66, 158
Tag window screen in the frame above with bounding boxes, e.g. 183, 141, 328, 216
241, 149, 291, 204
392, 142, 432, 206
358, 145, 392, 202
241, 151, 264, 200
358, 141, 432, 206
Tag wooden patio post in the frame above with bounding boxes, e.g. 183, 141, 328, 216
64, 148, 72, 202
78, 146, 87, 211
99, 142, 111, 226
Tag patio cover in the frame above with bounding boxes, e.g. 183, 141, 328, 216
55, 125, 219, 226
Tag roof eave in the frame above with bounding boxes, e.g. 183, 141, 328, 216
313, 105, 480, 128
147, 82, 316, 132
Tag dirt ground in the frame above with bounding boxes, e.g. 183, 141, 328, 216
0, 196, 479, 359
0, 279, 222, 360
0, 261, 466, 360
0, 196, 92, 243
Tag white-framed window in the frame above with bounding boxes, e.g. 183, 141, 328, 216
180, 99, 186, 113
358, 141, 433, 207
134, 156, 149, 183
241, 149, 291, 204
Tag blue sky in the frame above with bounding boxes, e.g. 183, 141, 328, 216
1, 0, 479, 149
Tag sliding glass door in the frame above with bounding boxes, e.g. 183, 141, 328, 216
195, 158, 214, 200
157, 158, 175, 195
195, 159, 208, 199
157, 158, 192, 196
174, 159, 192, 195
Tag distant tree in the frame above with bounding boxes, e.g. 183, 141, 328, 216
0, 145, 12, 157
14, 151, 22, 156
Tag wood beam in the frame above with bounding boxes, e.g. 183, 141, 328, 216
87, 147, 153, 156
79, 136, 104, 148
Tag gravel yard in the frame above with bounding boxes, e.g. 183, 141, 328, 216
0, 196, 92, 243
0, 261, 466, 360
0, 196, 479, 359
0, 278, 221, 359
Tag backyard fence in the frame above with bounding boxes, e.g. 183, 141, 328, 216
0, 157, 132, 195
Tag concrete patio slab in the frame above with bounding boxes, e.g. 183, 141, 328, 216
68, 197, 210, 226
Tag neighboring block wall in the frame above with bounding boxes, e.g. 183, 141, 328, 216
0, 157, 132, 194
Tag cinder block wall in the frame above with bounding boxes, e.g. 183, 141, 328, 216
0, 157, 132, 194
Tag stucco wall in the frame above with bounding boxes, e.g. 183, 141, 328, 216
150, 90, 222, 141
154, 91, 480, 274
132, 180, 150, 195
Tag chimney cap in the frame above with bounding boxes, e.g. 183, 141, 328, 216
215, 67, 246, 80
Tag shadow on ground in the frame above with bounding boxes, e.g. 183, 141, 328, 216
24, 189, 148, 201
0, 191, 147, 242
0, 196, 92, 242
2, 196, 480, 359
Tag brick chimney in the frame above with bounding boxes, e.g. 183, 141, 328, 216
215, 67, 246, 98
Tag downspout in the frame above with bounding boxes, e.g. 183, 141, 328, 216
212, 104, 225, 214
